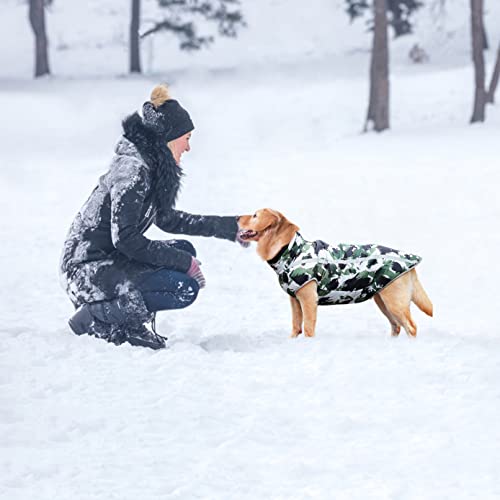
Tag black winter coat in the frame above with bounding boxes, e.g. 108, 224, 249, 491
60, 112, 237, 306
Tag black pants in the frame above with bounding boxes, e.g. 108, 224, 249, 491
138, 239, 200, 312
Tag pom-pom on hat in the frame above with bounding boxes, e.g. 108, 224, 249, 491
142, 83, 194, 141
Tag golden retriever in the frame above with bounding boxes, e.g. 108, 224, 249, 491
238, 208, 433, 338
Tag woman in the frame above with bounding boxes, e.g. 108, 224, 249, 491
60, 84, 245, 349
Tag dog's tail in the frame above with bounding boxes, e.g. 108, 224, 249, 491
411, 271, 433, 317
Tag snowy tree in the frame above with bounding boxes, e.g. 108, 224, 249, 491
130, 0, 142, 73
142, 0, 244, 64
486, 42, 500, 104
28, 0, 51, 78
128, 0, 245, 74
470, 0, 486, 123
365, 0, 390, 132
433, 0, 488, 49
345, 0, 423, 38
345, 1, 423, 132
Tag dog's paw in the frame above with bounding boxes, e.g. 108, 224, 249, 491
391, 325, 401, 336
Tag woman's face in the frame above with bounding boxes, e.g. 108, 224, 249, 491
168, 132, 192, 166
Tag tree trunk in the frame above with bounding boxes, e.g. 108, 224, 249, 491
482, 24, 489, 50
365, 0, 390, 132
470, 0, 486, 123
29, 0, 50, 78
130, 0, 142, 73
486, 43, 500, 104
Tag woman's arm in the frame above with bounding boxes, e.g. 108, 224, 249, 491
155, 209, 238, 241
108, 160, 192, 272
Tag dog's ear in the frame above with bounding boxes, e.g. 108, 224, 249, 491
266, 208, 283, 222
276, 214, 299, 246
265, 209, 299, 234
281, 218, 300, 236
259, 208, 282, 230
266, 209, 300, 233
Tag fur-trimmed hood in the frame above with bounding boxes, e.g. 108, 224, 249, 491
121, 111, 183, 212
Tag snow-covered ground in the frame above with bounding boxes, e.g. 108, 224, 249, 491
2, 1, 500, 499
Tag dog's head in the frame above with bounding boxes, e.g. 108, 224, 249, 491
238, 208, 299, 260
238, 208, 282, 241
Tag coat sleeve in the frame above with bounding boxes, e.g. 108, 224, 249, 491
155, 209, 238, 241
109, 161, 192, 273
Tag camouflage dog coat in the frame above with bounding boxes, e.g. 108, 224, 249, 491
267, 233, 422, 305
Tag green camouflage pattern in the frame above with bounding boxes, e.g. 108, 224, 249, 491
267, 233, 422, 305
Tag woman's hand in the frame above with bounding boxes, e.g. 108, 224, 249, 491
187, 258, 206, 289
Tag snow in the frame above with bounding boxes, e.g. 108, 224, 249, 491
1, 1, 500, 499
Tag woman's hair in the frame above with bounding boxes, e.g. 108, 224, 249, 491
150, 84, 171, 108
166, 139, 176, 162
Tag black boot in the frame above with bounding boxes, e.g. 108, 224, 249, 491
69, 310, 128, 346
123, 324, 167, 350
68, 297, 166, 350
68, 304, 94, 335
89, 319, 128, 346
68, 303, 127, 338
68, 289, 153, 336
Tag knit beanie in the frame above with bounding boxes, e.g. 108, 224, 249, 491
142, 84, 194, 142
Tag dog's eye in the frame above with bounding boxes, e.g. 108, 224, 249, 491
252, 213, 257, 218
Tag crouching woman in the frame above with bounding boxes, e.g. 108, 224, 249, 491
60, 84, 244, 349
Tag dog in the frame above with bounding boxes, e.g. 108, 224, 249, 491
237, 208, 433, 338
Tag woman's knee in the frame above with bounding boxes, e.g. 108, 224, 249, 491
141, 274, 200, 312
176, 277, 200, 308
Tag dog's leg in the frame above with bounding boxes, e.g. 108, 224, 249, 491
296, 281, 318, 338
290, 296, 303, 338
391, 307, 417, 338
411, 270, 433, 317
378, 273, 417, 337
373, 294, 401, 336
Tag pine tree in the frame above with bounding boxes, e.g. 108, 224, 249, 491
130, 0, 142, 73
142, 0, 245, 51
365, 0, 390, 132
345, 0, 423, 37
486, 42, 500, 104
346, 1, 423, 132
29, 0, 51, 78
470, 0, 486, 123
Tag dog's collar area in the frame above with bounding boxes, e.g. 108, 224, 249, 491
266, 244, 289, 265
267, 232, 303, 267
